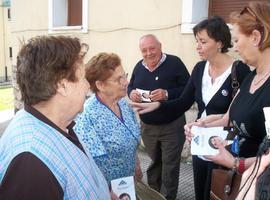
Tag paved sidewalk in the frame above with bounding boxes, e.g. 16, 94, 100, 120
138, 149, 195, 200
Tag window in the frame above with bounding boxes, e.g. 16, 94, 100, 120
48, 0, 88, 33
9, 47, 12, 58
7, 8, 11, 20
68, 0, 82, 26
181, 0, 209, 33
209, 0, 269, 22
181, 0, 269, 33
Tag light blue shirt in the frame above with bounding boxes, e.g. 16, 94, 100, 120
0, 109, 110, 200
75, 95, 141, 183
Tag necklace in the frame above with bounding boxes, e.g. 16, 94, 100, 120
252, 71, 270, 86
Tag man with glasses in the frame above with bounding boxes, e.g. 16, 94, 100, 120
128, 34, 190, 200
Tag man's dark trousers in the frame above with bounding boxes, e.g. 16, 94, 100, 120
141, 115, 186, 200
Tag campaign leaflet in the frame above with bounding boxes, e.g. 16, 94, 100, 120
191, 126, 228, 156
263, 107, 270, 138
136, 88, 151, 102
111, 176, 136, 200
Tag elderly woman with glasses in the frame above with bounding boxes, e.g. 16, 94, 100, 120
74, 53, 142, 188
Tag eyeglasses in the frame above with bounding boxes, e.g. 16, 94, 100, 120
240, 6, 257, 20
107, 73, 128, 85
239, 6, 264, 36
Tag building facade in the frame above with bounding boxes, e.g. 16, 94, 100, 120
9, 0, 259, 109
0, 0, 11, 83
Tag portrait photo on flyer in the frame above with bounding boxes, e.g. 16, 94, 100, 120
111, 176, 136, 200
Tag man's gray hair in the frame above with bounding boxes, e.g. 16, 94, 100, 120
139, 34, 161, 44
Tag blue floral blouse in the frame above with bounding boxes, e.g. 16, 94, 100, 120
75, 95, 141, 183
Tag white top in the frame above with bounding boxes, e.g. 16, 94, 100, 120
198, 61, 233, 160
142, 53, 166, 72
200, 61, 232, 118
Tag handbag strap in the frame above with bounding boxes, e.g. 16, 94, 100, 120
225, 60, 240, 139
231, 60, 240, 98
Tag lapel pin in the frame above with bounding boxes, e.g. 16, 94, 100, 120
221, 89, 228, 96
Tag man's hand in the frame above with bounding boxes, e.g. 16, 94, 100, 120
149, 89, 167, 101
129, 90, 142, 102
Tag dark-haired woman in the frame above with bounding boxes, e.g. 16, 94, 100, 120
184, 2, 270, 200
131, 16, 250, 200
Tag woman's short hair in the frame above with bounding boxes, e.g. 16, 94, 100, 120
85, 52, 121, 93
193, 16, 233, 53
230, 1, 270, 51
16, 36, 87, 105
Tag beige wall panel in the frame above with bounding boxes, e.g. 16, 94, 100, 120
10, 0, 199, 77
11, 0, 48, 32
77, 30, 197, 76
89, 0, 182, 29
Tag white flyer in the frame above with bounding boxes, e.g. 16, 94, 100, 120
263, 107, 270, 138
263, 107, 270, 121
191, 126, 228, 156
111, 176, 136, 200
136, 88, 151, 102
